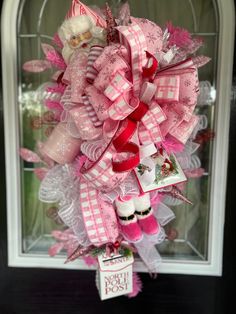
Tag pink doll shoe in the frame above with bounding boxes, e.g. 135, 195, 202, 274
115, 197, 142, 242
135, 209, 159, 235
119, 218, 143, 242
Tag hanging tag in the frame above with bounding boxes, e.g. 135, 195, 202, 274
134, 149, 187, 193
97, 252, 134, 300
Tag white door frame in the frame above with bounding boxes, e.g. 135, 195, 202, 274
1, 0, 235, 275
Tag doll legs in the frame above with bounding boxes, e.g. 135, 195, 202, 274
115, 197, 142, 242
133, 193, 159, 235
115, 193, 159, 242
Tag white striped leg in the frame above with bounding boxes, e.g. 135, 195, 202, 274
82, 94, 103, 127
133, 193, 153, 220
86, 46, 104, 83
115, 197, 137, 226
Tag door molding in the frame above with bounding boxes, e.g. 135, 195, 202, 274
1, 0, 235, 275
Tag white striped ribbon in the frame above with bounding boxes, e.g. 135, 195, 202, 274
82, 94, 102, 127
86, 46, 104, 83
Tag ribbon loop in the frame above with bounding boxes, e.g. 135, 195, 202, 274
129, 101, 149, 121
117, 22, 147, 96
142, 51, 158, 78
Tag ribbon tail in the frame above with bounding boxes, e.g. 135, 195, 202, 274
153, 202, 176, 226
135, 241, 162, 273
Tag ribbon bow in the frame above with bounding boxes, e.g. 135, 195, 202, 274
74, 21, 200, 194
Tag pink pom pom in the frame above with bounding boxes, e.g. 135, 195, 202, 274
82, 256, 97, 266
126, 272, 142, 298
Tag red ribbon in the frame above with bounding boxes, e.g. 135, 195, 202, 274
111, 52, 159, 173
112, 101, 150, 173
142, 51, 159, 78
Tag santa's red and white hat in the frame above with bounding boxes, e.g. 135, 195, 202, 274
66, 0, 107, 28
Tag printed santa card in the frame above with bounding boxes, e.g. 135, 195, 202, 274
134, 148, 187, 193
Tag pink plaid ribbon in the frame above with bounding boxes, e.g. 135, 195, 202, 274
138, 123, 153, 145
157, 67, 199, 106
140, 82, 157, 103
117, 23, 147, 96
154, 75, 180, 103
105, 77, 167, 144
104, 71, 132, 101
140, 101, 166, 143
81, 144, 128, 192
169, 115, 199, 144
79, 178, 118, 245
108, 94, 138, 120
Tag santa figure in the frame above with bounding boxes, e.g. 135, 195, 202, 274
58, 0, 107, 63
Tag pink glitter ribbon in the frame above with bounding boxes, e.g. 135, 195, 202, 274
42, 123, 82, 164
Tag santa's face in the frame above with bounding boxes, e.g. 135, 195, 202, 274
68, 30, 93, 49
58, 15, 106, 64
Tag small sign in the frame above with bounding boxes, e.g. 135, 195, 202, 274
134, 150, 187, 193
97, 252, 134, 300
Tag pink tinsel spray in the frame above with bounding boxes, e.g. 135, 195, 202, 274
53, 33, 64, 49
45, 51, 67, 70
157, 136, 184, 155
48, 229, 81, 258
45, 99, 64, 111
19, 148, 42, 163
34, 167, 48, 181
127, 272, 143, 298
166, 22, 192, 48
41, 43, 66, 70
47, 83, 66, 95
82, 256, 97, 266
